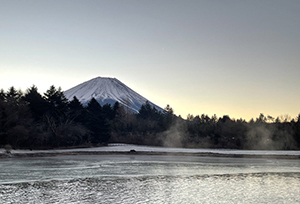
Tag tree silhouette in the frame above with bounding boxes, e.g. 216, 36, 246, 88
24, 85, 48, 121
86, 98, 110, 144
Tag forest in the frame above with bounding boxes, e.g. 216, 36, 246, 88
1, 85, 300, 150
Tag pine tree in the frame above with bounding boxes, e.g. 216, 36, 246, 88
44, 85, 68, 114
68, 96, 86, 124
0, 87, 34, 148
24, 85, 48, 121
102, 103, 114, 120
0, 89, 5, 102
86, 98, 111, 144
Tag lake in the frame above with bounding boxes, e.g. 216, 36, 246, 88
1, 154, 300, 203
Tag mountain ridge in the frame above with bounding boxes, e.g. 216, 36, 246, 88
64, 77, 163, 113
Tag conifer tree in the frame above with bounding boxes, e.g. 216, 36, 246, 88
68, 96, 86, 124
0, 89, 5, 102
86, 98, 110, 144
24, 85, 48, 121
102, 103, 114, 120
0, 87, 33, 148
44, 85, 68, 115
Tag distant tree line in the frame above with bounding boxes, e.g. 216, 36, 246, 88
0, 85, 300, 150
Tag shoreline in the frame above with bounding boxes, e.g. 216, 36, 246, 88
1, 150, 300, 160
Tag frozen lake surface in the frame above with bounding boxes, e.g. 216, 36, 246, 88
1, 154, 300, 203
3, 143, 300, 156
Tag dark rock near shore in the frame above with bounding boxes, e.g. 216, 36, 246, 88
129, 149, 137, 153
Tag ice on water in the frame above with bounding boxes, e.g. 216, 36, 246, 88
1, 154, 300, 203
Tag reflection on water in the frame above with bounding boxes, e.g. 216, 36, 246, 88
1, 155, 300, 203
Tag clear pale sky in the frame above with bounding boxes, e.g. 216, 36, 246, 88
1, 0, 300, 120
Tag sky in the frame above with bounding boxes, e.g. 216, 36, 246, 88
1, 0, 300, 121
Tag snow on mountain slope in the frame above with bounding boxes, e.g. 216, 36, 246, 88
64, 77, 163, 113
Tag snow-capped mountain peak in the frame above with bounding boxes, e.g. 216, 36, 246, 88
64, 77, 163, 113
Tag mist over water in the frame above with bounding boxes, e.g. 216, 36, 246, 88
1, 155, 300, 203
246, 124, 297, 150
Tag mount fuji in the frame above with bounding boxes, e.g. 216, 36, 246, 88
64, 77, 164, 113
